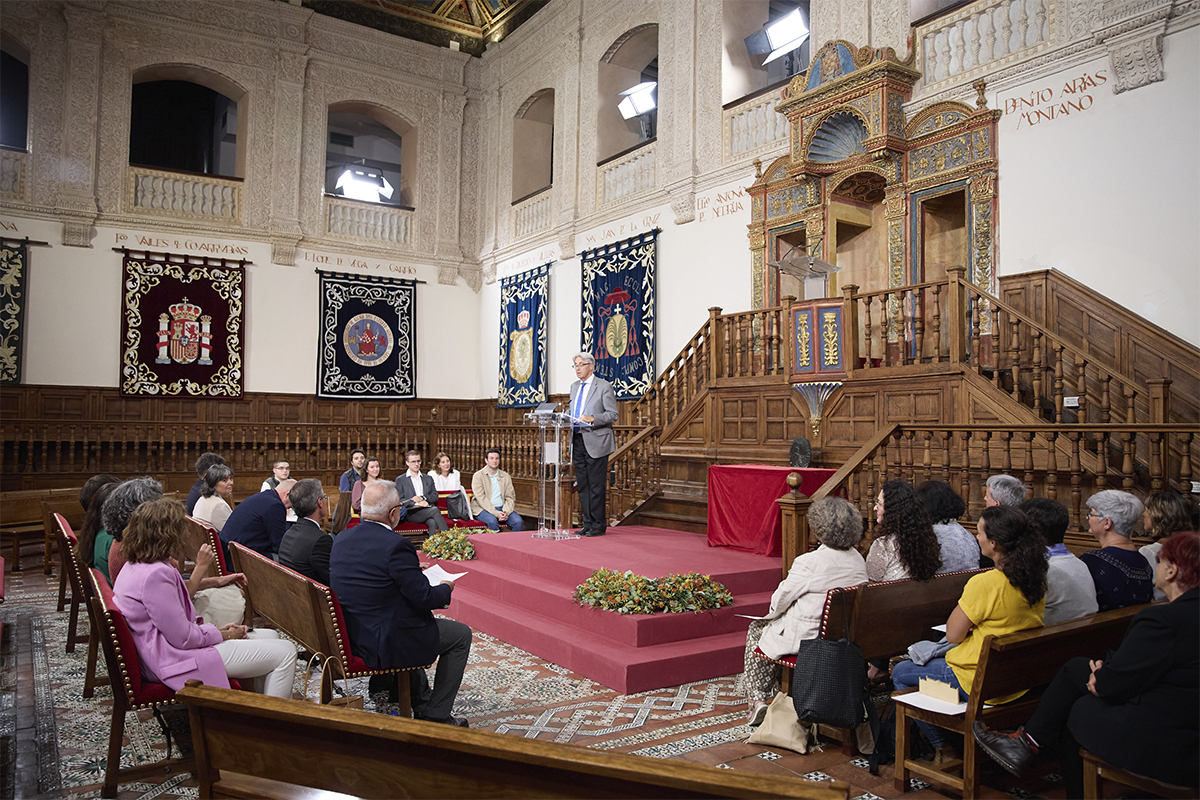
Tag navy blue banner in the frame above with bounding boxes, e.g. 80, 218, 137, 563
317, 271, 416, 399
498, 263, 550, 408
580, 230, 657, 401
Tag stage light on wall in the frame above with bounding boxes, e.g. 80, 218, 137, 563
762, 8, 809, 65
617, 82, 657, 120
336, 167, 395, 203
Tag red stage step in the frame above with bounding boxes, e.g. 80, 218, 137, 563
425, 526, 783, 694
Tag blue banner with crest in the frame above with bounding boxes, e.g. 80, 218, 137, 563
498, 263, 550, 408
580, 230, 657, 401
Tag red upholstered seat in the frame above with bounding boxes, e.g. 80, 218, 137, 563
394, 490, 487, 533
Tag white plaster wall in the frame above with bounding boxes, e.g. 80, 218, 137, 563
993, 27, 1200, 346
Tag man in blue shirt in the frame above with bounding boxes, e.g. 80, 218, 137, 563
220, 478, 295, 560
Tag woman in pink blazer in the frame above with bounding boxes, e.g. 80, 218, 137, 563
113, 498, 297, 697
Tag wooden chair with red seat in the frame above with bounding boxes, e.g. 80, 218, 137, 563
89, 567, 200, 798
185, 516, 231, 577
52, 514, 90, 654
57, 516, 109, 698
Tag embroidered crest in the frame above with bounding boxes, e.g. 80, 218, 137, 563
156, 298, 210, 366
343, 313, 394, 367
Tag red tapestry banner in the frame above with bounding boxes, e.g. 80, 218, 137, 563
120, 251, 245, 397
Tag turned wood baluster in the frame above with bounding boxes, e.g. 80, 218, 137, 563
903, 429, 916, 483
82, 426, 92, 473
52, 426, 62, 472
931, 284, 943, 362
921, 431, 933, 482
1121, 432, 1136, 489
969, 299, 982, 373
1100, 376, 1112, 423
1045, 431, 1058, 501
862, 296, 874, 369
1075, 359, 1089, 423
897, 292, 910, 367
771, 308, 783, 375
1149, 433, 1163, 492
978, 430, 993, 511
1123, 386, 1137, 425
1022, 431, 1035, 490
913, 287, 926, 364
940, 431, 952, 483
1009, 315, 1022, 402
991, 308, 1004, 391
1096, 430, 1110, 490
998, 431, 1013, 479
1031, 330, 1045, 414
1053, 345, 1065, 422
1177, 432, 1194, 493
959, 431, 973, 518
1068, 432, 1083, 523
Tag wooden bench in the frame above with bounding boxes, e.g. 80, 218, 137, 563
1081, 748, 1194, 799
1, 487, 77, 571
893, 603, 1146, 799
178, 682, 850, 799
756, 569, 985, 753
228, 541, 431, 716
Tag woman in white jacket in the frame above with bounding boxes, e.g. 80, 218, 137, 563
741, 496, 868, 725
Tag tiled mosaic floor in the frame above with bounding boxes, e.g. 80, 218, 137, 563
1, 565, 1075, 800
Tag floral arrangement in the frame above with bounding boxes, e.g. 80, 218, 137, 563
421, 530, 476, 561
573, 569, 734, 615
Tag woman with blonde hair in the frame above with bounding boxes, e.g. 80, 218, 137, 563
112, 497, 296, 697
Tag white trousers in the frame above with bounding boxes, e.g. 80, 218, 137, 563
214, 629, 297, 698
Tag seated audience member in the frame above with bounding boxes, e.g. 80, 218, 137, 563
186, 452, 225, 516
1081, 489, 1153, 611
220, 478, 295, 560
892, 506, 1047, 763
394, 450, 449, 534
741, 497, 867, 725
1140, 490, 1198, 602
351, 456, 386, 513
102, 477, 165, 584
193, 465, 235, 533
261, 459, 297, 524
429, 452, 463, 492
77, 478, 120, 582
1021, 497, 1098, 625
339, 449, 366, 493
974, 530, 1199, 798
470, 448, 525, 532
114, 497, 297, 697
329, 482, 472, 726
984, 474, 1026, 508
866, 481, 942, 582
917, 480, 982, 572
278, 479, 332, 585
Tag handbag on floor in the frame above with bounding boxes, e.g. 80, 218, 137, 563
791, 586, 867, 729
445, 490, 472, 521
303, 654, 365, 710
746, 691, 814, 753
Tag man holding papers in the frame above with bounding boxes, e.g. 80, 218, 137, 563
329, 481, 472, 727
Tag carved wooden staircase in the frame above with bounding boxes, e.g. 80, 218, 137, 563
608, 268, 1198, 550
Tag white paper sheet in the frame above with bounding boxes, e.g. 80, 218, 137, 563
893, 691, 967, 715
931, 623, 948, 632
423, 564, 468, 585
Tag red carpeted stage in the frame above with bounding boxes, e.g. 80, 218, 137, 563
422, 526, 782, 694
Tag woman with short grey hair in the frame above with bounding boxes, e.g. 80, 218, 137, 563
740, 496, 868, 725
100, 477, 164, 583
1081, 489, 1153, 611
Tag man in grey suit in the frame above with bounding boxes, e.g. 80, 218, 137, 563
395, 450, 449, 534
569, 352, 619, 536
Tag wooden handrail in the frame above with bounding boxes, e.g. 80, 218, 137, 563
811, 423, 899, 503
608, 423, 659, 463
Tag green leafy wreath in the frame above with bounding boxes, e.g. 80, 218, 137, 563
573, 569, 734, 615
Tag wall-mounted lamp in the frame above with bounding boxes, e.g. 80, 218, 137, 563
618, 82, 657, 120
336, 165, 395, 203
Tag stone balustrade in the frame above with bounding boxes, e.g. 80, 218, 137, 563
512, 188, 551, 239
917, 0, 1052, 88
598, 143, 656, 208
128, 166, 241, 223
324, 195, 413, 246
723, 92, 789, 163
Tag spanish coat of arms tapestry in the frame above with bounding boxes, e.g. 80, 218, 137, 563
119, 251, 245, 397
498, 263, 550, 408
317, 271, 416, 400
580, 230, 657, 401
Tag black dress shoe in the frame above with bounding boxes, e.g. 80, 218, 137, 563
972, 722, 1038, 777
417, 714, 470, 727
584, 530, 606, 536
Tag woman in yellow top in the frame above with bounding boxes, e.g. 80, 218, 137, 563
891, 505, 1048, 760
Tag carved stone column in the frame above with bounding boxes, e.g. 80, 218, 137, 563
58, 3, 105, 247
436, 88, 468, 262
1091, 0, 1174, 94
270, 48, 309, 266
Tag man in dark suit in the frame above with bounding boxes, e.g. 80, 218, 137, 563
277, 478, 332, 585
568, 352, 619, 536
394, 450, 448, 535
329, 481, 471, 727
220, 478, 294, 560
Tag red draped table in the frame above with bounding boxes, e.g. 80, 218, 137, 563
706, 464, 837, 557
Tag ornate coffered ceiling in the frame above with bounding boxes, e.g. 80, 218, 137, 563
291, 0, 550, 56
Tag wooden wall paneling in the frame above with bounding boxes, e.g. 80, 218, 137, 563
763, 389, 810, 446
719, 397, 758, 443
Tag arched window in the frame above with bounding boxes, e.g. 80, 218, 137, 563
0, 42, 30, 152
721, 0, 810, 104
597, 25, 658, 164
129, 67, 246, 178
325, 104, 414, 208
512, 89, 554, 204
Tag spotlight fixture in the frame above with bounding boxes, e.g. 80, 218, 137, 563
336, 166, 395, 203
617, 82, 657, 120
762, 8, 810, 65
